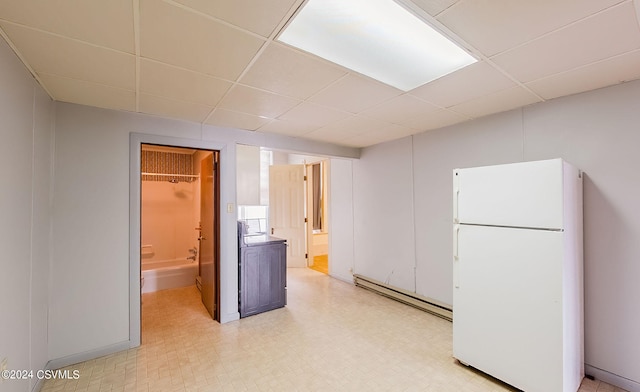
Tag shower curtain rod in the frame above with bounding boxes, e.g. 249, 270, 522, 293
141, 172, 200, 178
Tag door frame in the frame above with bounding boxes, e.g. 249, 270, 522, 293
129, 133, 235, 348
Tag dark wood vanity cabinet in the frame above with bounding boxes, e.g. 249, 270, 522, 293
239, 236, 286, 318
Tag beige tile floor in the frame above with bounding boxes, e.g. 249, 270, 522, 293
41, 268, 625, 392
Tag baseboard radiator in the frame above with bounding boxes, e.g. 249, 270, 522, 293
353, 274, 453, 322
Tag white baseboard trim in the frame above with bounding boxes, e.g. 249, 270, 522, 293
585, 364, 640, 392
32, 341, 131, 391
47, 341, 131, 372
220, 311, 240, 324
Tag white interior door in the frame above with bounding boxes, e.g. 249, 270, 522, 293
269, 164, 306, 268
453, 224, 564, 392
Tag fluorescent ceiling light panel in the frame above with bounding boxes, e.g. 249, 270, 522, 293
278, 0, 477, 91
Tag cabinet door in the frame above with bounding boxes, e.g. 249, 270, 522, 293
240, 243, 286, 318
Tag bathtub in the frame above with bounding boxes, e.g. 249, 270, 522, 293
141, 259, 198, 293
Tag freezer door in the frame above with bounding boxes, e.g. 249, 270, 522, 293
453, 224, 564, 392
454, 159, 564, 229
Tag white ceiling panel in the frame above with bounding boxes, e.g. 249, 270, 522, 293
400, 108, 470, 131
1, 22, 135, 90
218, 85, 301, 119
409, 61, 515, 107
173, 0, 298, 38
406, 0, 460, 17
361, 94, 441, 124
438, 0, 626, 56
257, 119, 318, 136
314, 115, 382, 138
139, 93, 212, 122
205, 108, 270, 131
0, 0, 134, 53
309, 74, 402, 114
491, 2, 640, 83
140, 59, 232, 106
526, 50, 640, 100
240, 43, 347, 99
139, 0, 265, 80
39, 74, 135, 112
450, 86, 541, 118
278, 102, 351, 128
2, 0, 640, 148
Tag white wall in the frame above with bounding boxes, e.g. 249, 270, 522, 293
353, 137, 416, 290
328, 158, 355, 283
352, 80, 640, 391
50, 102, 359, 363
0, 37, 53, 391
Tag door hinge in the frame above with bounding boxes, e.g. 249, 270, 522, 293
304, 175, 307, 181
304, 217, 308, 223
305, 253, 308, 259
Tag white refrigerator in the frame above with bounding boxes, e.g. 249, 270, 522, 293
452, 159, 584, 392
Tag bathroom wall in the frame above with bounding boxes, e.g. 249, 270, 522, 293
141, 180, 198, 263
0, 37, 54, 392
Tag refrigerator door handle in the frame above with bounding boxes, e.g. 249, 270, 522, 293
453, 225, 460, 260
453, 225, 460, 288
453, 171, 460, 223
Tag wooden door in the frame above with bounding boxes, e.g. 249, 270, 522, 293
200, 152, 219, 320
269, 164, 306, 267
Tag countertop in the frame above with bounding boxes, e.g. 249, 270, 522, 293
240, 234, 286, 247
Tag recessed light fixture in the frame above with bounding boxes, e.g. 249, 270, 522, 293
278, 0, 477, 91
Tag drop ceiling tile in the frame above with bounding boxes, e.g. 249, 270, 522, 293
0, 0, 134, 53
139, 93, 212, 122
408, 0, 460, 16
278, 102, 351, 128
401, 108, 470, 131
304, 127, 351, 144
1, 22, 135, 89
140, 59, 232, 106
240, 43, 347, 99
308, 74, 402, 114
450, 86, 541, 118
205, 109, 270, 131
409, 61, 515, 108
315, 115, 388, 137
139, 0, 264, 80
361, 94, 441, 124
491, 2, 640, 83
39, 73, 135, 112
218, 85, 301, 119
257, 119, 318, 136
340, 122, 416, 147
438, 0, 625, 56
526, 50, 640, 100
173, 0, 297, 38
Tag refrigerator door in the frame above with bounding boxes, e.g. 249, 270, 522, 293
454, 159, 564, 230
453, 224, 564, 392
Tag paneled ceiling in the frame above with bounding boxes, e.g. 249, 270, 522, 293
1, 0, 639, 148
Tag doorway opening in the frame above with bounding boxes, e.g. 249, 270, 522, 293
236, 145, 331, 275
140, 144, 220, 324
306, 161, 329, 275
